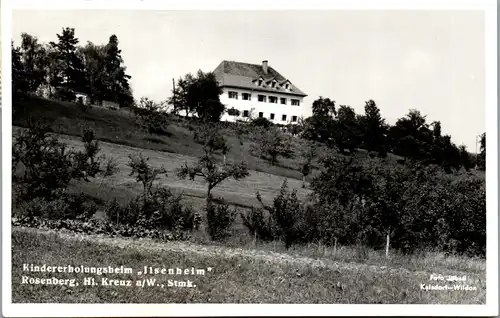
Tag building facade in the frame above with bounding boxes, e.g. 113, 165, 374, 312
214, 60, 307, 125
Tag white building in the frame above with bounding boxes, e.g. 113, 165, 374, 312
214, 60, 307, 125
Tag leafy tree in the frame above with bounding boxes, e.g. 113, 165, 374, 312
43, 44, 64, 98
12, 42, 29, 96
71, 128, 119, 182
303, 97, 336, 145
188, 70, 224, 122
170, 70, 224, 122
169, 73, 196, 116
332, 105, 362, 154
312, 96, 336, 118
135, 97, 170, 135
250, 126, 293, 166
176, 123, 249, 201
128, 153, 167, 196
389, 109, 431, 160
19, 33, 48, 94
79, 41, 107, 104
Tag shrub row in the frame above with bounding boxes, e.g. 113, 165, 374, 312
18, 193, 97, 221
12, 216, 180, 241
241, 157, 485, 257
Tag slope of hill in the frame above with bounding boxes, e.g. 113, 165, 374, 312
12, 95, 405, 181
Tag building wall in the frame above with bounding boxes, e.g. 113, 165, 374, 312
219, 87, 306, 125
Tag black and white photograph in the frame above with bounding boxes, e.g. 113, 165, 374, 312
2, 0, 498, 316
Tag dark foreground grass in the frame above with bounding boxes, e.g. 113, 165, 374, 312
12, 227, 485, 304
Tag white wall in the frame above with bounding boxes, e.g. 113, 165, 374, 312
220, 87, 306, 125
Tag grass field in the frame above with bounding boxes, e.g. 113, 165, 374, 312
12, 227, 486, 304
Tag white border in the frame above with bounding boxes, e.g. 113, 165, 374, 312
2, 0, 498, 316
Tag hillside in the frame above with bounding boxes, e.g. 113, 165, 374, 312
12, 95, 405, 181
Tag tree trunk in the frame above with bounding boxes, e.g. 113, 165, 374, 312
302, 175, 306, 188
223, 154, 226, 165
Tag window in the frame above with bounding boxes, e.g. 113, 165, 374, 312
258, 95, 267, 102
258, 112, 264, 118
243, 110, 249, 117
271, 81, 276, 88
285, 83, 290, 89
269, 96, 278, 104
292, 116, 298, 122
228, 91, 238, 99
280, 98, 287, 105
258, 79, 263, 86
291, 99, 300, 106
282, 114, 287, 121
242, 93, 251, 100
270, 113, 275, 120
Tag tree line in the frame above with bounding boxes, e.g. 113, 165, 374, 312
12, 28, 134, 107
300, 97, 485, 172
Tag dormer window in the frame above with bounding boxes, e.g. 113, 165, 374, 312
271, 80, 277, 88
258, 79, 263, 86
285, 83, 289, 89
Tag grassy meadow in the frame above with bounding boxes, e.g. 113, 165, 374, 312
12, 227, 486, 304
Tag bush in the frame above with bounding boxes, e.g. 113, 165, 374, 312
206, 196, 236, 241
250, 117, 273, 129
105, 188, 201, 232
227, 107, 241, 117
12, 120, 117, 203
241, 206, 275, 242
13, 119, 75, 201
250, 126, 293, 166
242, 180, 305, 249
18, 193, 97, 221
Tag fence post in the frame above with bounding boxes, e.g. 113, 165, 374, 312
385, 230, 390, 258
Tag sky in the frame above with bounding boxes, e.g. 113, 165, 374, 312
12, 10, 485, 151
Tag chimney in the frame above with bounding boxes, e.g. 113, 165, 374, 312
262, 60, 268, 74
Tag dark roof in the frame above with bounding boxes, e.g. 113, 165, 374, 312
213, 60, 307, 97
